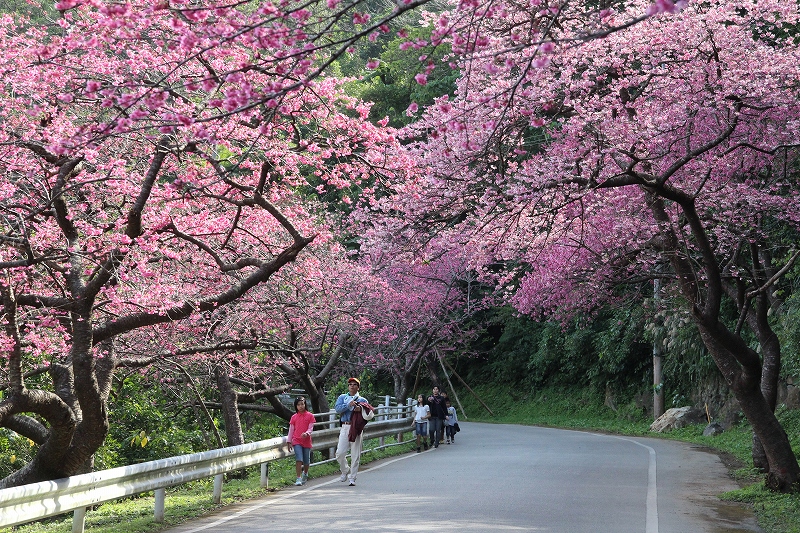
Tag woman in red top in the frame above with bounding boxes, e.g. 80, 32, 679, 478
287, 397, 316, 485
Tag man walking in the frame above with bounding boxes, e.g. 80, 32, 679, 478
334, 377, 369, 486
427, 386, 447, 448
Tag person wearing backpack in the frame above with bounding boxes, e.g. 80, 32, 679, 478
334, 377, 370, 486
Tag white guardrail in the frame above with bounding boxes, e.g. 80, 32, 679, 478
0, 399, 414, 532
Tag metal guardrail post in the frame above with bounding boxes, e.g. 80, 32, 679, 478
260, 463, 269, 488
154, 488, 166, 522
72, 507, 86, 533
328, 412, 337, 458
212, 473, 223, 504
380, 395, 390, 447
402, 398, 414, 442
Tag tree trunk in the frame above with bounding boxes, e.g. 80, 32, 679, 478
0, 390, 78, 488
653, 279, 665, 420
0, 324, 111, 489
736, 380, 796, 491
653, 349, 664, 419
721, 241, 784, 473
697, 326, 799, 491
299, 372, 328, 415
393, 373, 404, 403
394, 360, 419, 401
649, 191, 799, 491
751, 328, 780, 472
215, 366, 248, 479
215, 366, 244, 447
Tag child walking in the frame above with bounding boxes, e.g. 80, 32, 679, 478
445, 400, 458, 444
287, 397, 315, 485
413, 394, 430, 452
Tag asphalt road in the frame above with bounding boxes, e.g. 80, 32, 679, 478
165, 422, 763, 533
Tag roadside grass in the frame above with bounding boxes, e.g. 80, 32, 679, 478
0, 437, 416, 533
453, 384, 800, 533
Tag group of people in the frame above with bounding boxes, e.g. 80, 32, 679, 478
286, 377, 375, 487
412, 385, 459, 452
285, 378, 459, 488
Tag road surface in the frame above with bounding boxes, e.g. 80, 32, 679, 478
165, 422, 763, 533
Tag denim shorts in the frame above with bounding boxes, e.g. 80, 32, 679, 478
415, 422, 428, 436
293, 445, 311, 464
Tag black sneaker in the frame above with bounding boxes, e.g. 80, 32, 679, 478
423, 442, 428, 450
417, 447, 421, 453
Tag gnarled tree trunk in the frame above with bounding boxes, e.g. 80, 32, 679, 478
649, 191, 800, 491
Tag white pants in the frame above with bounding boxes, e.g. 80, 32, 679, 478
336, 424, 364, 481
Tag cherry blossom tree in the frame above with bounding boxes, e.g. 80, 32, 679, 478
0, 0, 421, 487
388, 0, 800, 490
4, 0, 790, 492
193, 241, 385, 424
263, 253, 382, 415
350, 229, 483, 400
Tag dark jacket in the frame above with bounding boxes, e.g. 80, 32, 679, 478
427, 394, 448, 419
348, 403, 374, 442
